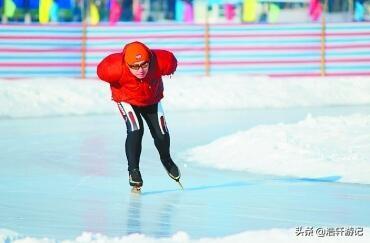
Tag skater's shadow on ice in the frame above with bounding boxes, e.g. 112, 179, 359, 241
280, 175, 342, 183
141, 181, 251, 196
141, 176, 342, 196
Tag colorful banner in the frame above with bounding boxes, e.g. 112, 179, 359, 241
224, 3, 235, 20
4, 0, 16, 18
39, 0, 53, 23
133, 0, 143, 22
109, 0, 122, 25
243, 0, 257, 22
90, 2, 100, 25
183, 1, 194, 22
268, 3, 280, 23
194, 0, 207, 23
175, 0, 184, 21
50, 1, 59, 22
354, 0, 365, 21
309, 0, 322, 21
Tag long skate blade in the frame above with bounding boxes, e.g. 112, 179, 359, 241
176, 180, 184, 190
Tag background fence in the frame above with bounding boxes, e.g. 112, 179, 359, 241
0, 22, 369, 78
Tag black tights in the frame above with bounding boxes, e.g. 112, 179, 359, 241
117, 102, 171, 171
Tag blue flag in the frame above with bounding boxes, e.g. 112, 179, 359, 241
354, 0, 365, 21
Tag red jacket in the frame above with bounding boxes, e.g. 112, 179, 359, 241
97, 49, 177, 106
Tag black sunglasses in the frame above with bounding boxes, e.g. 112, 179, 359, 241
128, 61, 149, 70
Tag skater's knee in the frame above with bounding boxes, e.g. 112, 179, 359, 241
125, 117, 141, 133
154, 132, 168, 142
127, 127, 144, 137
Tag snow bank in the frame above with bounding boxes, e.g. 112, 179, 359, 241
1, 75, 370, 118
1, 228, 369, 243
185, 114, 370, 185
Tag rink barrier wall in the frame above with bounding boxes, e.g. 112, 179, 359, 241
0, 22, 369, 78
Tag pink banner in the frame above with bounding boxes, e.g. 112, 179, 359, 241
224, 4, 235, 21
183, 1, 193, 23
109, 0, 122, 25
309, 0, 322, 21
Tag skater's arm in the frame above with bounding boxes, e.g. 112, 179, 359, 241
97, 53, 123, 85
152, 50, 177, 76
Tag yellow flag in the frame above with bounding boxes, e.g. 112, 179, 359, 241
90, 3, 100, 25
243, 0, 257, 22
268, 3, 280, 23
4, 0, 16, 18
39, 0, 53, 24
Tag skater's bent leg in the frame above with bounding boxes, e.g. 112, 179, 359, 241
125, 129, 144, 171
141, 103, 171, 162
142, 103, 181, 180
117, 102, 144, 171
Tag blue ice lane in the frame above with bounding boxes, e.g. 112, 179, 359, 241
1, 106, 370, 240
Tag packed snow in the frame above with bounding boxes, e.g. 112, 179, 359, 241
1, 228, 369, 243
1, 75, 370, 118
185, 113, 370, 185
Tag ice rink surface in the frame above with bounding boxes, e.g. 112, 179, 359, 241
1, 106, 370, 240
